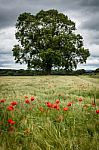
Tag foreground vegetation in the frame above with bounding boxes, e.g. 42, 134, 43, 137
0, 75, 99, 150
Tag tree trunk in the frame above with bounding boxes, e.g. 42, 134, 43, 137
46, 63, 52, 75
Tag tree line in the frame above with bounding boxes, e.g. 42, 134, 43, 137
0, 68, 99, 76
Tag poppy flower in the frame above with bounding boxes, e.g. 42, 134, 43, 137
24, 96, 28, 99
78, 97, 83, 102
46, 102, 52, 108
96, 110, 99, 114
63, 107, 69, 111
8, 119, 16, 125
0, 99, 6, 103
30, 96, 35, 101
51, 103, 60, 110
83, 104, 88, 108
55, 99, 60, 104
56, 106, 60, 110
11, 101, 17, 106
25, 99, 30, 104
7, 105, 14, 111
52, 103, 58, 108
39, 107, 44, 112
92, 103, 96, 107
67, 102, 72, 107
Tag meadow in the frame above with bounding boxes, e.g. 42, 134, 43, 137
0, 75, 99, 150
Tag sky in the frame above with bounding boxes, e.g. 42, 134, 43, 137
0, 0, 99, 70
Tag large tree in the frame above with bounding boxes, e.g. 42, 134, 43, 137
12, 9, 90, 74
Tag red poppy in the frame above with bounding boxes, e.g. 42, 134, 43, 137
24, 96, 28, 99
46, 102, 52, 108
63, 107, 69, 111
55, 99, 60, 104
52, 103, 57, 108
25, 99, 30, 104
8, 119, 16, 125
39, 107, 44, 112
78, 97, 83, 102
11, 101, 17, 106
83, 104, 88, 108
92, 103, 96, 107
67, 102, 72, 107
52, 103, 59, 109
0, 99, 6, 103
56, 106, 60, 110
7, 105, 14, 111
96, 110, 99, 114
30, 96, 35, 101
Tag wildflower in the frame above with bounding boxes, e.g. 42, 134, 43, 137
52, 103, 60, 110
52, 103, 58, 108
67, 102, 72, 107
0, 99, 6, 103
92, 102, 96, 107
96, 110, 99, 114
55, 99, 60, 104
56, 106, 60, 110
8, 119, 16, 125
39, 107, 44, 112
24, 96, 28, 99
11, 101, 17, 106
46, 102, 52, 108
25, 99, 30, 104
63, 107, 69, 111
78, 97, 83, 102
83, 104, 88, 108
30, 96, 35, 101
7, 105, 14, 111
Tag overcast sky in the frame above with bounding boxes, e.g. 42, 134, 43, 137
0, 0, 99, 70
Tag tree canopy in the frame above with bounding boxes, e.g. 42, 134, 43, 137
12, 9, 90, 74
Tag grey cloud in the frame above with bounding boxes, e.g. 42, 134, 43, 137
90, 39, 99, 45
79, 0, 99, 12
80, 17, 99, 31
80, 0, 99, 6
78, 0, 99, 31
87, 32, 99, 45
0, 0, 98, 30
0, 51, 12, 55
0, 0, 81, 29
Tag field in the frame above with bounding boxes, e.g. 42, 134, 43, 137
0, 75, 99, 150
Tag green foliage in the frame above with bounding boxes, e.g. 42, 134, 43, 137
95, 68, 99, 73
12, 9, 90, 74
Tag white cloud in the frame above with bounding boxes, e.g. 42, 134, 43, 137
0, 27, 17, 52
0, 63, 27, 70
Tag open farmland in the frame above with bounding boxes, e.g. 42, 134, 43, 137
0, 75, 99, 150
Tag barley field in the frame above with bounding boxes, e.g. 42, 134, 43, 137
0, 75, 99, 150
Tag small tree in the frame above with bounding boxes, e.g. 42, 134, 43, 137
95, 68, 99, 73
12, 9, 90, 74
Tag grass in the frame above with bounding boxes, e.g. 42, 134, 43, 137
0, 75, 99, 150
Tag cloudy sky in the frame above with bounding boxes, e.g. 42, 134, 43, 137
0, 0, 99, 70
